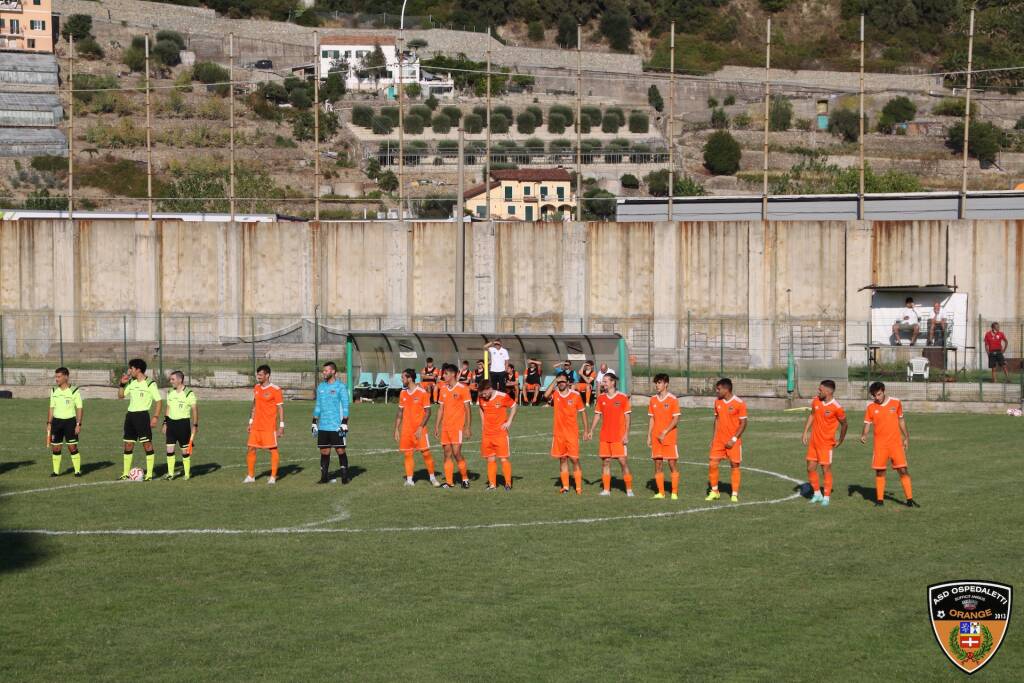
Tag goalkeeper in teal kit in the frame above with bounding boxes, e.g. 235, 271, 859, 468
311, 361, 351, 484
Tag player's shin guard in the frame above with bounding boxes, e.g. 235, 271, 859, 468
501, 460, 512, 487
671, 471, 679, 495
487, 460, 497, 487
899, 472, 912, 500
730, 468, 740, 494
70, 452, 81, 474
246, 449, 257, 478
403, 452, 415, 478
808, 469, 820, 493
601, 473, 611, 492
823, 470, 833, 497
623, 472, 633, 492
708, 462, 719, 490
573, 465, 582, 492
145, 454, 155, 479
458, 459, 468, 483
51, 452, 61, 475
655, 471, 665, 495
320, 454, 331, 481
444, 460, 454, 486
166, 455, 175, 477
182, 454, 191, 478
123, 452, 133, 477
337, 451, 348, 473
269, 449, 279, 478
875, 472, 886, 502
560, 470, 570, 490
422, 450, 436, 476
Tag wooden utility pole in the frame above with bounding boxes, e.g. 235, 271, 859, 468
456, 125, 465, 331
668, 22, 675, 222
575, 25, 582, 221
398, 31, 405, 221
314, 31, 321, 221
485, 29, 492, 219
145, 34, 153, 220
959, 6, 976, 220
761, 16, 771, 221
67, 34, 74, 217
229, 33, 236, 222
858, 14, 865, 220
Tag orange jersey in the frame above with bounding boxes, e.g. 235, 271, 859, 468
648, 393, 680, 446
809, 397, 846, 448
398, 386, 431, 433
479, 391, 516, 436
713, 396, 747, 445
251, 383, 283, 431
551, 389, 585, 440
438, 382, 471, 431
864, 398, 904, 454
595, 391, 631, 443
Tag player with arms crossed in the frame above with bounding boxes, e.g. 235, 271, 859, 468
860, 381, 918, 508
311, 362, 350, 484
647, 373, 681, 500
118, 358, 162, 481
162, 371, 198, 480
588, 372, 634, 497
395, 369, 439, 487
434, 363, 472, 488
47, 367, 83, 477
477, 379, 519, 490
245, 365, 284, 485
800, 379, 847, 506
706, 378, 747, 502
545, 371, 588, 494
523, 359, 543, 406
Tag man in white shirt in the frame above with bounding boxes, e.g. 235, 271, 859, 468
927, 300, 948, 346
595, 363, 615, 396
484, 339, 511, 394
891, 297, 920, 346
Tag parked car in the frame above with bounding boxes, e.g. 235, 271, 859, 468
254, 59, 273, 70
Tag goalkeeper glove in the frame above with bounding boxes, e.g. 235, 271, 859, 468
310, 422, 318, 436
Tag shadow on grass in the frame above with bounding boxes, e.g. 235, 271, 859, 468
79, 460, 113, 476
188, 462, 221, 478
331, 465, 366, 482
0, 460, 34, 476
0, 490, 49, 573
847, 484, 902, 504
265, 464, 303, 481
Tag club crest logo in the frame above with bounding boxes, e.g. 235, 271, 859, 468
928, 581, 1012, 674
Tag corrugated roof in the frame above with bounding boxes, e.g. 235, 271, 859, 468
0, 52, 59, 73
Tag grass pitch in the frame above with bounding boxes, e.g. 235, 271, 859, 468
1, 398, 1022, 681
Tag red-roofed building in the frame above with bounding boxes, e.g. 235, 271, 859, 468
464, 168, 575, 221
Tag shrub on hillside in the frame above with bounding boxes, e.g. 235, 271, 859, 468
648, 85, 663, 113
601, 113, 620, 133
946, 121, 1004, 166
620, 173, 640, 189
828, 108, 861, 142
441, 106, 462, 124
769, 96, 793, 131
463, 114, 483, 133
352, 105, 374, 128
703, 131, 742, 175
371, 115, 393, 134
517, 111, 537, 134
490, 113, 510, 133
628, 111, 649, 133
431, 113, 452, 134
549, 104, 574, 126
76, 37, 105, 60
62, 14, 93, 42
403, 113, 425, 134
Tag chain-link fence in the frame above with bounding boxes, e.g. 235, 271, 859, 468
1, 311, 1021, 402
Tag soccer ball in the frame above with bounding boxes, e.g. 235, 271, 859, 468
129, 467, 144, 481
1008, 408, 1023, 417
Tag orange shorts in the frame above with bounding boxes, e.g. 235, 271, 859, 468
524, 383, 540, 392
247, 428, 278, 449
481, 432, 510, 459
806, 443, 834, 465
550, 434, 580, 459
399, 429, 430, 452
651, 440, 678, 460
710, 441, 742, 464
599, 441, 627, 458
440, 427, 464, 446
872, 448, 907, 470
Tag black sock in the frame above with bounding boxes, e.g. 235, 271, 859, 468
320, 454, 330, 480
337, 451, 348, 471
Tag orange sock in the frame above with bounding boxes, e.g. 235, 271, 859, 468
709, 462, 719, 490
573, 465, 582, 492
560, 470, 570, 489
403, 452, 415, 478
899, 472, 913, 500
730, 467, 741, 494
457, 460, 468, 482
808, 469, 820, 493
246, 449, 256, 477
875, 472, 886, 502
423, 450, 435, 476
671, 471, 679, 494
824, 470, 833, 497
487, 460, 497, 487
624, 472, 633, 492
270, 449, 279, 478
501, 460, 512, 487
444, 460, 454, 486
602, 473, 611, 491
655, 471, 665, 494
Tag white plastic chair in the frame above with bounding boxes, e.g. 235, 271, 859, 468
906, 356, 929, 381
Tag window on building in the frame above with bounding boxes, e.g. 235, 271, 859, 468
343, 51, 351, 58
29, 20, 45, 31
523, 186, 531, 196
507, 205, 516, 216
33, 0, 43, 5
476, 205, 486, 217
557, 186, 565, 200
27, 38, 36, 48
0, 19, 6, 29
504, 186, 513, 200
540, 185, 548, 198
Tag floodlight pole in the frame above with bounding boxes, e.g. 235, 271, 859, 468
314, 30, 321, 221
67, 34, 74, 218
456, 126, 466, 331
398, 4, 407, 222
959, 6, 975, 220
761, 16, 771, 222
485, 28, 492, 219
145, 34, 153, 220
858, 14, 865, 220
668, 22, 675, 223
575, 25, 582, 221
229, 32, 236, 222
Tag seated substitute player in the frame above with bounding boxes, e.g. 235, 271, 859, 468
576, 361, 596, 406
544, 372, 588, 494
421, 357, 440, 404
523, 359, 543, 406
647, 373, 681, 500
471, 359, 486, 404
435, 363, 472, 489
47, 367, 83, 477
706, 378, 747, 503
457, 360, 472, 386
505, 364, 519, 403
860, 381, 918, 508
588, 372, 634, 497
800, 379, 847, 506
311, 361, 351, 484
162, 371, 198, 481
394, 369, 439, 487
245, 365, 284, 485
477, 379, 519, 490
118, 358, 162, 481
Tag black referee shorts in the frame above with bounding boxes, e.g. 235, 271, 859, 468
50, 417, 78, 445
165, 418, 193, 449
317, 430, 347, 449
123, 410, 153, 443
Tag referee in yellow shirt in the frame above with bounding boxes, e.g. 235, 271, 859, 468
118, 358, 162, 481
163, 371, 198, 480
47, 367, 83, 477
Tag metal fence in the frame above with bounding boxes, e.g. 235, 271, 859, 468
1, 311, 1021, 402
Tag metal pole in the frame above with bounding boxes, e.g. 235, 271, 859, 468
668, 22, 675, 223
346, 336, 354, 402
761, 16, 771, 222
456, 125, 466, 332
719, 319, 724, 377
145, 34, 153, 220
647, 317, 653, 390
0, 313, 4, 385
229, 33, 236, 222
485, 29, 492, 219
313, 30, 321, 221
187, 315, 192, 381
123, 315, 128, 368
314, 305, 320, 387
67, 34, 74, 217
157, 308, 163, 381
858, 14, 865, 220
686, 310, 691, 394
251, 317, 257, 380
959, 7, 975, 220
575, 24, 582, 221
398, 30, 405, 221
59, 315, 64, 367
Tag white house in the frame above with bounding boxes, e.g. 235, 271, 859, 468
318, 34, 453, 98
